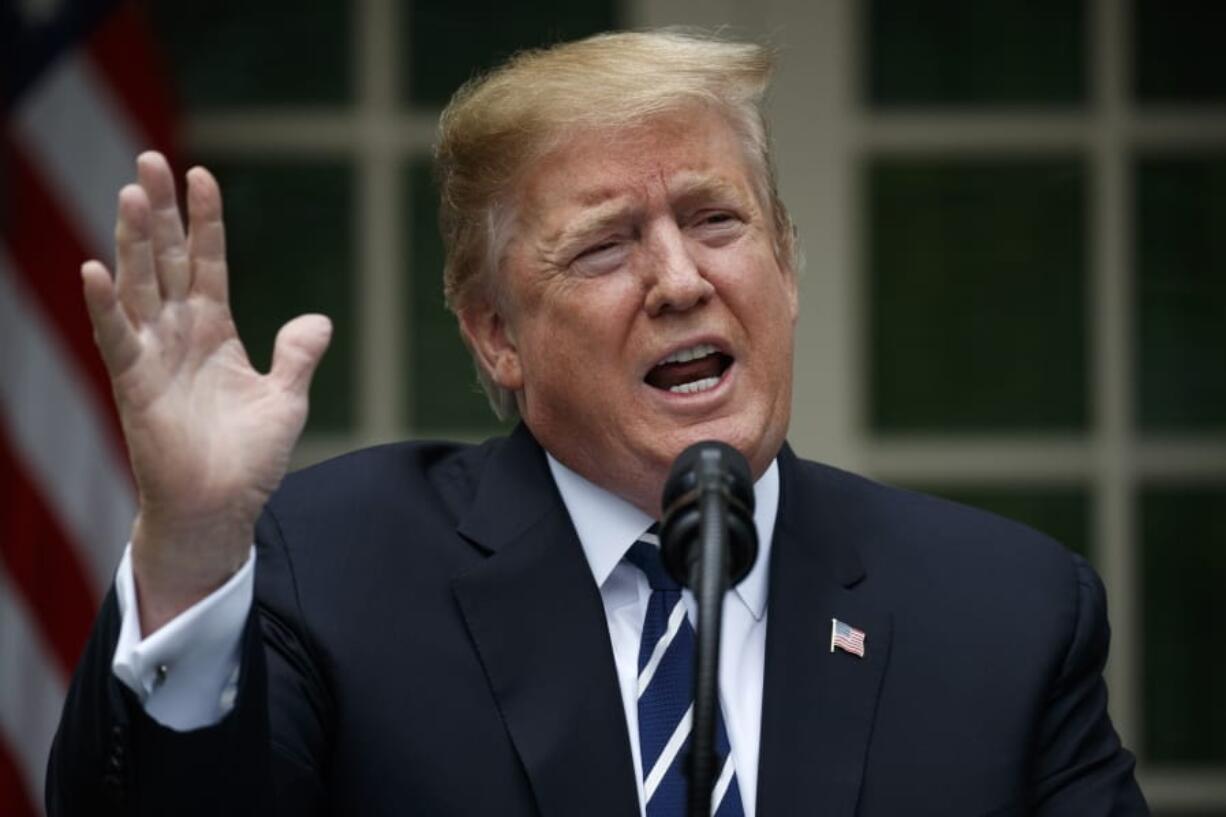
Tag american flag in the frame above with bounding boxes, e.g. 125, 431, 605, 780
1, 1, 175, 813
830, 618, 866, 658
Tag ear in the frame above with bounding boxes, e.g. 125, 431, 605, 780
459, 299, 524, 392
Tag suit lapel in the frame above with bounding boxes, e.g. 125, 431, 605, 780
452, 425, 640, 817
756, 448, 892, 817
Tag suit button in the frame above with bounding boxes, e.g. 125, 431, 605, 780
103, 771, 125, 806
108, 731, 125, 773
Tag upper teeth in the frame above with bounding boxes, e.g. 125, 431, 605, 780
660, 343, 718, 365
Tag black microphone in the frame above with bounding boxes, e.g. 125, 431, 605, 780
660, 440, 758, 590
658, 441, 759, 817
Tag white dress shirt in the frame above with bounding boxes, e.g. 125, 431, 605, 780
112, 454, 779, 817
547, 455, 777, 817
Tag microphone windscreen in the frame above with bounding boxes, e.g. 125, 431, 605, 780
661, 440, 754, 516
660, 440, 758, 588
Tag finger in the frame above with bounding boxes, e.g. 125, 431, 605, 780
136, 151, 190, 300
114, 184, 162, 324
270, 314, 332, 396
82, 260, 141, 375
185, 166, 229, 305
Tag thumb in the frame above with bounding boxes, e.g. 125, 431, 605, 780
270, 314, 332, 396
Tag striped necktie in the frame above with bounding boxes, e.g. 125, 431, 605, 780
625, 528, 745, 817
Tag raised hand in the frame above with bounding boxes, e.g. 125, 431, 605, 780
82, 152, 332, 634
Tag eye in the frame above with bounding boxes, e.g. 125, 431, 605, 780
579, 240, 620, 258
689, 210, 743, 243
571, 239, 630, 275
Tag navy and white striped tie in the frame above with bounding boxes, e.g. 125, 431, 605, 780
626, 529, 745, 817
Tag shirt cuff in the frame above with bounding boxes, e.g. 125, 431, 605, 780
112, 543, 255, 731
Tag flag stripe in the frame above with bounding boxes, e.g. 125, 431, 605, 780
0, 255, 134, 596
0, 741, 39, 817
1, 137, 121, 431
11, 52, 143, 259
0, 425, 99, 676
0, 565, 71, 810
85, 2, 177, 157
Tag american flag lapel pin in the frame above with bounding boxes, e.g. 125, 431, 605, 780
830, 618, 866, 658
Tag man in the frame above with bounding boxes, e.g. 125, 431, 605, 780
47, 30, 1147, 816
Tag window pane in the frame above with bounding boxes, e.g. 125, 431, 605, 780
1133, 0, 1226, 104
914, 486, 1090, 559
865, 0, 1087, 106
149, 1, 353, 109
867, 157, 1089, 432
402, 0, 618, 107
204, 159, 355, 433
1135, 155, 1226, 431
404, 158, 510, 435
1141, 485, 1226, 763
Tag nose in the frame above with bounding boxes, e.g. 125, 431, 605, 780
644, 224, 715, 316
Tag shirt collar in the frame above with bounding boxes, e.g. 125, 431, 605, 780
546, 453, 779, 621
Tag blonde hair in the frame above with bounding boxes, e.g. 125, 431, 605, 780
434, 29, 796, 420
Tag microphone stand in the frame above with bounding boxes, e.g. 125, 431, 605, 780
661, 441, 757, 817
686, 482, 730, 817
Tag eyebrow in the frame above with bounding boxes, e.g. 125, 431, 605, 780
539, 172, 753, 254
540, 198, 639, 254
666, 173, 747, 208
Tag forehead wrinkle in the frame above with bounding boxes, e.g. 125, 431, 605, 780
560, 166, 750, 234
520, 125, 757, 259
664, 170, 752, 210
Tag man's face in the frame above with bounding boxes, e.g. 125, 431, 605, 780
462, 107, 798, 515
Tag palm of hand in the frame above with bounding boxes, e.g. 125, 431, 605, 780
117, 303, 301, 530
82, 152, 330, 627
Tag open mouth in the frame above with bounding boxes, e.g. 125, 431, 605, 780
644, 343, 734, 395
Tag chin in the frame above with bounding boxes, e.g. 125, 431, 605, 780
661, 414, 781, 474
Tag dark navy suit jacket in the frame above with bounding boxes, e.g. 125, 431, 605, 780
48, 424, 1148, 815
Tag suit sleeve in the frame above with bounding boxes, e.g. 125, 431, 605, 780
46, 506, 333, 816
1032, 554, 1149, 815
